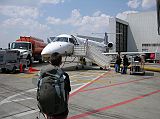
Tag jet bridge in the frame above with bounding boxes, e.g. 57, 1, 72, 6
73, 44, 112, 69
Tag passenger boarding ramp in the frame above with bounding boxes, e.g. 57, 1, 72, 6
73, 45, 112, 69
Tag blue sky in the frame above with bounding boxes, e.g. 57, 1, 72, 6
0, 0, 156, 48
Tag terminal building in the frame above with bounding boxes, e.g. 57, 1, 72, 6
109, 11, 160, 53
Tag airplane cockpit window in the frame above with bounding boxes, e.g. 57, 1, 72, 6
69, 38, 75, 44
54, 37, 68, 42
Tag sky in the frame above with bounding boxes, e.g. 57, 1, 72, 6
0, 0, 157, 48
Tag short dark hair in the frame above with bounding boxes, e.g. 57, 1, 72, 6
50, 52, 62, 66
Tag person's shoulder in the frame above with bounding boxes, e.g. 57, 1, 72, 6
40, 64, 55, 73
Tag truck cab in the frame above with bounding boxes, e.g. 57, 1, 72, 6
9, 42, 32, 66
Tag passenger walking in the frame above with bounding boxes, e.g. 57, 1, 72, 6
121, 55, 129, 74
115, 54, 122, 73
37, 52, 71, 119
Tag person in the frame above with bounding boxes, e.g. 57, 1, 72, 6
37, 52, 71, 119
115, 54, 122, 73
121, 55, 129, 74
140, 55, 145, 69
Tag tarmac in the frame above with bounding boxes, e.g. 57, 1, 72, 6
0, 62, 160, 119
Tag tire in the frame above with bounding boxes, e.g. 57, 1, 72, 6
12, 66, 17, 74
1, 68, 6, 73
39, 59, 43, 63
27, 57, 32, 67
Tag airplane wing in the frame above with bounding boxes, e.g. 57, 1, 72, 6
77, 35, 104, 43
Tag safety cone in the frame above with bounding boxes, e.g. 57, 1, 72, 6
27, 65, 39, 73
19, 64, 23, 73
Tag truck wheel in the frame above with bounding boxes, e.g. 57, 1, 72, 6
27, 58, 32, 67
1, 68, 6, 73
39, 59, 43, 63
12, 66, 17, 74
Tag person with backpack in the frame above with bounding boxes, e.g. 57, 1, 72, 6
37, 52, 71, 119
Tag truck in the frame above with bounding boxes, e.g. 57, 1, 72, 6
0, 49, 27, 73
9, 36, 47, 66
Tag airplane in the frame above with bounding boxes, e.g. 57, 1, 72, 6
41, 34, 115, 69
41, 34, 113, 60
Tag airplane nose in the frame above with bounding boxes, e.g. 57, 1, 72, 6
41, 42, 68, 55
41, 43, 54, 55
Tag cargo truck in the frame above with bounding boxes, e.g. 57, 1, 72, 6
9, 36, 47, 66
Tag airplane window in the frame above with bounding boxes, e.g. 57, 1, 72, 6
69, 38, 75, 44
71, 35, 78, 45
54, 37, 68, 42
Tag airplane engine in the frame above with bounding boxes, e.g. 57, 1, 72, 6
107, 42, 113, 48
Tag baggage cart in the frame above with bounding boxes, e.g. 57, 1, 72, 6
130, 55, 145, 75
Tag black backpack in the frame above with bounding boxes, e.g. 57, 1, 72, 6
37, 68, 67, 116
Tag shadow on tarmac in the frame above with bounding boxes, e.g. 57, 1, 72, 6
144, 72, 154, 76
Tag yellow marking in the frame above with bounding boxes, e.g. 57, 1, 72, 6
14, 73, 36, 78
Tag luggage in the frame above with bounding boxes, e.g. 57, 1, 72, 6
37, 69, 67, 116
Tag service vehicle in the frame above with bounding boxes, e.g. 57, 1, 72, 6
0, 49, 27, 73
9, 36, 47, 66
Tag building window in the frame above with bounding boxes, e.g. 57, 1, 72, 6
116, 22, 128, 52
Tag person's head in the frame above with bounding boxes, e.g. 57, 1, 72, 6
50, 52, 62, 66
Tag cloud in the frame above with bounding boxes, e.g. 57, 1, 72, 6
127, 0, 141, 9
40, 0, 64, 4
141, 0, 156, 9
0, 0, 39, 6
46, 9, 111, 35
2, 18, 49, 31
0, 18, 51, 48
127, 0, 156, 9
0, 5, 40, 18
116, 11, 138, 20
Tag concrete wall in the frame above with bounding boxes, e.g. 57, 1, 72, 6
127, 11, 160, 52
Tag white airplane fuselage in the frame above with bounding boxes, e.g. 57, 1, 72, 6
41, 34, 108, 60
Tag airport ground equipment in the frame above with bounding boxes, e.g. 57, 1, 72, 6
0, 49, 27, 73
73, 44, 112, 69
130, 56, 145, 75
8, 36, 47, 66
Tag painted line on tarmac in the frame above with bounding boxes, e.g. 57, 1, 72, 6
70, 71, 111, 97
71, 83, 87, 87
68, 89, 160, 119
0, 88, 36, 106
14, 109, 39, 118
80, 76, 158, 92
0, 71, 110, 118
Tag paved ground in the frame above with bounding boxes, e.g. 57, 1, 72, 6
0, 62, 160, 119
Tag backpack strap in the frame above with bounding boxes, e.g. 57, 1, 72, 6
56, 68, 66, 102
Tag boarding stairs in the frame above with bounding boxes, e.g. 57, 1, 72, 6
73, 44, 112, 69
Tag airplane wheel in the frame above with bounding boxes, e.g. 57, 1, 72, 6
76, 66, 78, 70
82, 65, 84, 69
1, 68, 6, 73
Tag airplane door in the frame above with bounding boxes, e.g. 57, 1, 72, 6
68, 38, 75, 53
